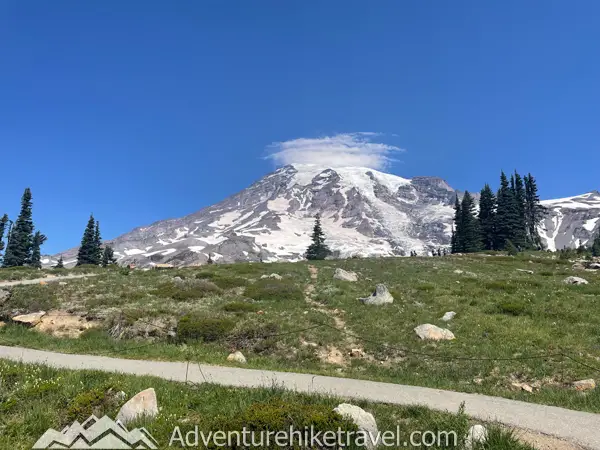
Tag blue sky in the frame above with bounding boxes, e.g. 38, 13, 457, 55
1, 1, 598, 254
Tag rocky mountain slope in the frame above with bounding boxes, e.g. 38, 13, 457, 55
45, 165, 599, 267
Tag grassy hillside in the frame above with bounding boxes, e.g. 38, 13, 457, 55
0, 359, 534, 449
1, 253, 599, 413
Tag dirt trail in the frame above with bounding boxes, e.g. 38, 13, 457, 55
304, 265, 360, 366
0, 273, 98, 288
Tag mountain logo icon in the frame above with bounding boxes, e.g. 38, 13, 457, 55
32, 414, 158, 449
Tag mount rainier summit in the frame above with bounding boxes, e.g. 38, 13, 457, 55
48, 164, 600, 267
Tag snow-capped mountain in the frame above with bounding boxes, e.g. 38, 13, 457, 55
46, 165, 599, 267
539, 191, 600, 251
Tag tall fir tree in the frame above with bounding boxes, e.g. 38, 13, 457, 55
306, 214, 331, 260
0, 214, 8, 261
524, 173, 545, 249
478, 184, 497, 251
495, 172, 521, 251
30, 231, 48, 269
101, 245, 117, 267
3, 188, 35, 267
54, 255, 65, 269
93, 220, 103, 265
459, 191, 482, 253
451, 194, 462, 253
512, 171, 528, 249
77, 214, 99, 266
592, 232, 600, 257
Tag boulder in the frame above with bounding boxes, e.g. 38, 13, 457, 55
227, 351, 247, 364
563, 276, 588, 285
465, 425, 488, 450
414, 324, 455, 341
573, 379, 596, 391
34, 310, 100, 338
588, 263, 600, 270
260, 273, 282, 280
12, 311, 46, 326
116, 388, 158, 425
441, 311, 456, 322
359, 284, 393, 305
516, 269, 534, 274
333, 403, 378, 450
333, 268, 358, 282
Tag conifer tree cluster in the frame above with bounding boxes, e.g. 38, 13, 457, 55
592, 232, 600, 258
1, 188, 47, 267
76, 214, 117, 267
452, 171, 546, 254
306, 214, 331, 260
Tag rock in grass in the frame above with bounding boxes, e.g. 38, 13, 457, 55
227, 351, 247, 364
516, 269, 534, 274
12, 311, 46, 326
260, 273, 282, 280
414, 324, 455, 341
0, 289, 9, 305
441, 311, 456, 322
465, 425, 488, 449
333, 268, 358, 282
588, 263, 600, 270
573, 379, 596, 391
359, 284, 393, 305
116, 388, 158, 425
563, 276, 588, 285
453, 269, 464, 274
333, 403, 378, 450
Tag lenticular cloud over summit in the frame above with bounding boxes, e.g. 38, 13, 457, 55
266, 132, 404, 170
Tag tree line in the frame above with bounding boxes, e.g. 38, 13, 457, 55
0, 188, 117, 268
451, 171, 547, 254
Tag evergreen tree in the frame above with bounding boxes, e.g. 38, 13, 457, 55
306, 214, 331, 260
524, 173, 546, 249
451, 195, 462, 253
101, 245, 117, 267
592, 232, 600, 257
478, 184, 497, 251
495, 172, 521, 251
54, 255, 65, 269
207, 253, 214, 264
30, 231, 47, 268
512, 171, 528, 249
77, 214, 99, 265
0, 214, 8, 261
93, 220, 103, 265
459, 191, 482, 253
3, 188, 35, 267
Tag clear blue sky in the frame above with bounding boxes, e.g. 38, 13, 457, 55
1, 1, 598, 254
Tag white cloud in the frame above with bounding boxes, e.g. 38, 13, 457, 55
265, 132, 404, 170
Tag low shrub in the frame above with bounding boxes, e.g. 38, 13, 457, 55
484, 280, 518, 293
222, 301, 259, 313
177, 315, 235, 342
244, 279, 303, 302
65, 389, 116, 423
153, 280, 222, 301
197, 273, 249, 289
227, 321, 279, 353
497, 301, 528, 316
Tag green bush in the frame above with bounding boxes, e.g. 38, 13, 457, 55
65, 389, 115, 423
227, 322, 279, 353
197, 272, 249, 289
222, 301, 259, 313
244, 279, 303, 302
177, 315, 235, 342
207, 398, 358, 449
497, 301, 528, 316
484, 280, 518, 293
153, 280, 222, 301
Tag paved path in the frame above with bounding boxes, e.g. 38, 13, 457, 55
0, 273, 98, 288
0, 346, 598, 449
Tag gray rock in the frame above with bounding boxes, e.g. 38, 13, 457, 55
453, 269, 464, 274
589, 263, 600, 270
116, 388, 158, 425
465, 425, 488, 450
359, 284, 394, 305
227, 351, 247, 364
414, 324, 455, 341
333, 268, 358, 282
333, 403, 378, 450
260, 273, 282, 280
573, 379, 596, 391
441, 311, 456, 322
0, 289, 9, 305
516, 269, 534, 274
563, 276, 589, 285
